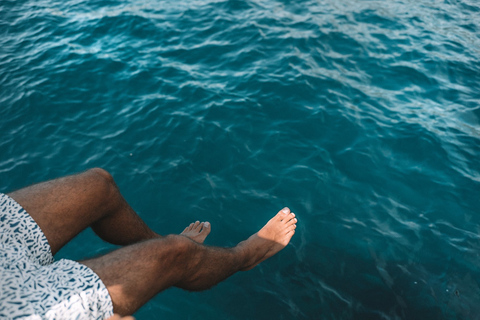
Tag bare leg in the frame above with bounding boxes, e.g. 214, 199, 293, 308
7, 168, 211, 254
82, 208, 297, 316
7, 168, 159, 255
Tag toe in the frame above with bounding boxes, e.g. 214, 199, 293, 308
285, 224, 296, 233
203, 221, 211, 231
286, 217, 297, 226
193, 221, 201, 230
201, 221, 211, 235
276, 207, 290, 220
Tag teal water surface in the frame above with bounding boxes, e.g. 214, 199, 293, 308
1, 0, 480, 319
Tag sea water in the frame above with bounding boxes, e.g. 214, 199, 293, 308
1, 0, 479, 319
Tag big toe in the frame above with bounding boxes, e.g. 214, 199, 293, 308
274, 207, 291, 221
201, 222, 211, 235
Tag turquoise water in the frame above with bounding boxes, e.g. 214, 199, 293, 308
1, 0, 480, 318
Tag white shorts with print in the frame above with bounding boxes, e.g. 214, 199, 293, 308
0, 193, 114, 320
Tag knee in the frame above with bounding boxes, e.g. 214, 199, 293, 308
155, 235, 198, 266
85, 167, 116, 194
163, 235, 197, 254
87, 167, 115, 184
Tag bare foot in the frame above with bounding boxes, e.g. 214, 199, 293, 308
237, 207, 297, 271
181, 221, 211, 243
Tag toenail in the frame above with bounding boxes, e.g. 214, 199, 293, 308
282, 208, 290, 214
204, 222, 210, 227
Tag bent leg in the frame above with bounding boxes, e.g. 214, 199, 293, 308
82, 235, 243, 315
7, 168, 158, 255
82, 208, 297, 316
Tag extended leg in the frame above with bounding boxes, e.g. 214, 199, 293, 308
82, 208, 297, 316
7, 168, 159, 255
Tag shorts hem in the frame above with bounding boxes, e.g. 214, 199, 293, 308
70, 259, 115, 317
1, 193, 54, 265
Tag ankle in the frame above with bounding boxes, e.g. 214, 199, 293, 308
234, 240, 256, 271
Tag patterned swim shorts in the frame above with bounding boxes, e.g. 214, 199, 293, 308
0, 193, 114, 320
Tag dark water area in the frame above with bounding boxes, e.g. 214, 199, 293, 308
1, 0, 480, 319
